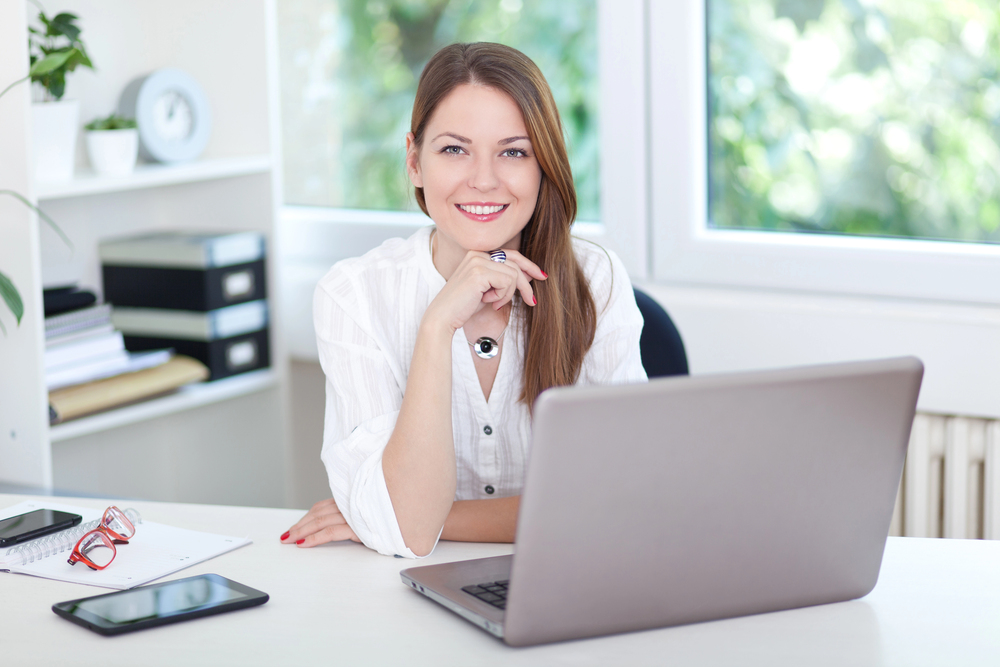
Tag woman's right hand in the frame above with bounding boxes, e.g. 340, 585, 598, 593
424, 249, 547, 334
280, 498, 360, 547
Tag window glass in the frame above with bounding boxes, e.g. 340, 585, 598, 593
708, 0, 1000, 244
278, 0, 598, 220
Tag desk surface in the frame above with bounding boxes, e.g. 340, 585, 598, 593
3, 493, 999, 666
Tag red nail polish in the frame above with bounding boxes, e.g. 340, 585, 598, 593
541, 270, 548, 278
280, 531, 290, 541
296, 539, 305, 545
532, 295, 537, 305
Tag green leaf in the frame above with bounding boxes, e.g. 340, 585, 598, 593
64, 49, 85, 71
0, 270, 24, 327
49, 13, 81, 42
84, 112, 137, 131
61, 23, 81, 43
29, 49, 74, 77
51, 12, 80, 23
48, 71, 65, 100
74, 46, 93, 69
63, 47, 94, 73
35, 9, 51, 31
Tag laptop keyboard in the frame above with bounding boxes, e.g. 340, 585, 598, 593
461, 580, 509, 610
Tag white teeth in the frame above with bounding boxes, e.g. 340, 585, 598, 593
461, 204, 505, 215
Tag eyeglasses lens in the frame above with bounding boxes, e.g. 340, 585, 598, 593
77, 531, 115, 569
103, 506, 136, 540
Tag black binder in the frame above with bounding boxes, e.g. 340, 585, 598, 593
123, 329, 270, 381
102, 260, 266, 312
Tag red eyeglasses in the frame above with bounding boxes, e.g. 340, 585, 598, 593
67, 506, 139, 571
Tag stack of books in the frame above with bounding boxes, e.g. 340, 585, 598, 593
45, 303, 168, 391
100, 230, 271, 382
45, 296, 209, 425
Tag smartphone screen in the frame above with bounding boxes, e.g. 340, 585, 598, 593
53, 574, 269, 635
0, 509, 82, 547
79, 576, 246, 623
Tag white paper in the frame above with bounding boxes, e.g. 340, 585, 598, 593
0, 500, 251, 590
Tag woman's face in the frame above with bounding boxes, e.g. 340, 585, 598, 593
407, 84, 542, 261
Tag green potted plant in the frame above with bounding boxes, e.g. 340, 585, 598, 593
84, 113, 139, 176
29, 5, 94, 183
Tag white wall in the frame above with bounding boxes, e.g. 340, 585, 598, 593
641, 283, 1000, 419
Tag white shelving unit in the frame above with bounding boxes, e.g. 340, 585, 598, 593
36, 155, 272, 201
49, 369, 278, 443
0, 0, 291, 508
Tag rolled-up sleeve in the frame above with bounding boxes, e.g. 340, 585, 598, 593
314, 270, 420, 559
578, 246, 648, 386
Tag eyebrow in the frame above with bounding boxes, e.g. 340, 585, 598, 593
430, 132, 531, 146
432, 132, 471, 143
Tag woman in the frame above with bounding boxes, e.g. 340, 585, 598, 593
281, 42, 646, 558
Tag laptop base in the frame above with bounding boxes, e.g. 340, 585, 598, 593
401, 554, 511, 639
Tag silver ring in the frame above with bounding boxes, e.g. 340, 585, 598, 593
489, 249, 506, 263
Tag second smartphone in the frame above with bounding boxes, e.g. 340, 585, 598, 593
0, 509, 82, 547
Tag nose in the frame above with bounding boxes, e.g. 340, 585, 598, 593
468, 152, 499, 192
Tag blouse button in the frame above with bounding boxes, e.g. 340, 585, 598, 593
485, 485, 495, 495
483, 425, 493, 435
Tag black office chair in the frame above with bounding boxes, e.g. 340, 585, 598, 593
633, 287, 689, 378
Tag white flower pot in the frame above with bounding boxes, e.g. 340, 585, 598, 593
31, 100, 80, 182
86, 129, 139, 176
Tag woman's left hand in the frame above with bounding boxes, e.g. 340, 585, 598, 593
280, 498, 361, 547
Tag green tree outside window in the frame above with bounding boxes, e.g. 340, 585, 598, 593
709, 0, 1000, 244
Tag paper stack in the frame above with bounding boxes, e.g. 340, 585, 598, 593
43, 291, 209, 424
45, 304, 170, 391
48, 355, 209, 424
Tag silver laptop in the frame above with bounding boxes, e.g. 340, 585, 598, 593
401, 356, 923, 646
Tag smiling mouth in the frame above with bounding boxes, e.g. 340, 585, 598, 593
457, 203, 508, 216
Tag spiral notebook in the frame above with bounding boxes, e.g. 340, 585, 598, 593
0, 500, 251, 590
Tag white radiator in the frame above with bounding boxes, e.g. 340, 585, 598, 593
890, 413, 1000, 539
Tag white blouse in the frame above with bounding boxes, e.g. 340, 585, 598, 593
314, 225, 647, 558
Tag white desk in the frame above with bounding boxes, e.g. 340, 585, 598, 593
3, 493, 999, 666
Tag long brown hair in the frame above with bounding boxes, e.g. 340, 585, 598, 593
410, 42, 596, 410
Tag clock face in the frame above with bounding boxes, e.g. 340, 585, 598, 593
151, 90, 194, 143
122, 68, 211, 163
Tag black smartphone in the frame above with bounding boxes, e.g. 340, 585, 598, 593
0, 509, 82, 547
52, 573, 269, 636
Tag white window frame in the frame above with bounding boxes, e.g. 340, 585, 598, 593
638, 0, 1000, 419
596, 0, 647, 279
648, 0, 1000, 306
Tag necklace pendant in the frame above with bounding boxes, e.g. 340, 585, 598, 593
473, 336, 499, 360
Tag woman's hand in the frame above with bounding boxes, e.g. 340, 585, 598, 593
280, 498, 361, 547
425, 249, 546, 334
